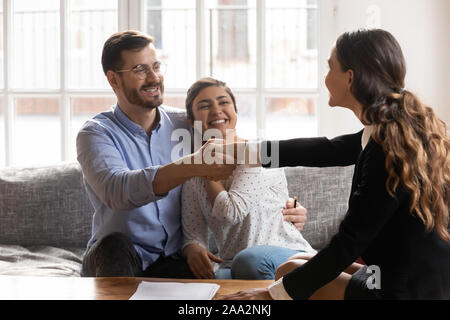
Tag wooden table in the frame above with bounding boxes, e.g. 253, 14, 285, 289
0, 276, 273, 300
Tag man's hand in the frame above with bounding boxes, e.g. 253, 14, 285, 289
183, 243, 222, 279
282, 198, 307, 232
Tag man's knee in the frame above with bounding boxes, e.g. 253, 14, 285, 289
96, 232, 133, 251
82, 232, 140, 277
87, 232, 137, 263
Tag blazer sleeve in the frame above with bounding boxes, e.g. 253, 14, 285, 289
281, 139, 408, 299
262, 130, 363, 168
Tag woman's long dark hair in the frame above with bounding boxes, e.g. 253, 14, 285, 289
336, 29, 449, 241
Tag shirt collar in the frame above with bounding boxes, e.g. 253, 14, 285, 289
113, 104, 163, 135
153, 110, 162, 133
361, 125, 374, 150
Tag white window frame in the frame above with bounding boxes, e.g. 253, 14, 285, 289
133, 0, 325, 139
1, 0, 333, 167
1, 0, 119, 166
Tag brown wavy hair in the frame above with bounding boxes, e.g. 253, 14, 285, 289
336, 29, 450, 241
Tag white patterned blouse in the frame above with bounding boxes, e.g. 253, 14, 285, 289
181, 166, 316, 269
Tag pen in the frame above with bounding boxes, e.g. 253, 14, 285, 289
293, 196, 297, 208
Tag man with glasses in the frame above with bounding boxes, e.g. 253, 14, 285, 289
76, 30, 237, 278
77, 30, 307, 278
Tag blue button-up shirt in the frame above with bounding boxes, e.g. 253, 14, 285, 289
76, 104, 191, 270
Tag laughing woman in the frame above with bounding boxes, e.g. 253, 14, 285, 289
181, 77, 317, 280
221, 29, 450, 300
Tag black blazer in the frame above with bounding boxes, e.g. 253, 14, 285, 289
263, 130, 450, 299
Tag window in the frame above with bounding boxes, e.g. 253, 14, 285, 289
0, 97, 4, 167
144, 0, 196, 89
0, 0, 4, 167
67, 0, 117, 90
0, 0, 117, 167
216, 0, 250, 62
0, 0, 319, 167
264, 0, 317, 140
143, 0, 318, 141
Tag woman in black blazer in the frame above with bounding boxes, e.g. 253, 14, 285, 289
221, 29, 450, 300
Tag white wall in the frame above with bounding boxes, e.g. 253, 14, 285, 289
317, 0, 450, 138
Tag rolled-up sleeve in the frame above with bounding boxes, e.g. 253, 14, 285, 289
76, 127, 166, 211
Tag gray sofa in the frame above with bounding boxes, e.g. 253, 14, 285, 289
0, 162, 354, 277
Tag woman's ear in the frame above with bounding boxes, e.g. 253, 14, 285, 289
346, 69, 354, 88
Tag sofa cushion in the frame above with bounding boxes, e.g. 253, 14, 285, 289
284, 166, 354, 250
0, 245, 83, 276
0, 162, 93, 248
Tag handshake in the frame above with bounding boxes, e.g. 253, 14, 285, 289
193, 138, 260, 166
175, 138, 261, 166
174, 138, 262, 181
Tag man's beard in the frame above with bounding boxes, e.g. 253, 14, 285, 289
122, 81, 164, 110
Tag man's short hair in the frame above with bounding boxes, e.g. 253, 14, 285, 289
101, 30, 154, 75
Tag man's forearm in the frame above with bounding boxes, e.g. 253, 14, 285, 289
152, 155, 201, 196
152, 163, 200, 196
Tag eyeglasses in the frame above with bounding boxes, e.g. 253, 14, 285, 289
115, 61, 167, 79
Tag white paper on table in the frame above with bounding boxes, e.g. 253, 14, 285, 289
129, 281, 220, 300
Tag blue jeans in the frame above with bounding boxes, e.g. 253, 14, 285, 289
214, 245, 304, 280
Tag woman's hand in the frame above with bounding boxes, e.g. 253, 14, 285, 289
282, 198, 308, 232
218, 288, 273, 300
183, 243, 222, 279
